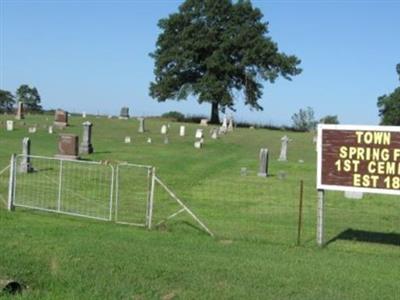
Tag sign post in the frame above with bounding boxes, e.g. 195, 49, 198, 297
317, 124, 400, 246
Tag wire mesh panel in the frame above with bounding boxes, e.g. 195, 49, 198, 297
115, 163, 152, 226
0, 165, 10, 208
13, 155, 114, 221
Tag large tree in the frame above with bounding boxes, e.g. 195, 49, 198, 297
0, 89, 15, 113
149, 0, 301, 123
16, 84, 42, 112
377, 64, 400, 125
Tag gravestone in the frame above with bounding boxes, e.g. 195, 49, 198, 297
240, 167, 247, 176
277, 170, 287, 180
15, 102, 24, 120
6, 120, 13, 131
179, 125, 186, 137
138, 117, 145, 133
79, 121, 93, 154
344, 191, 363, 200
222, 116, 228, 129
164, 135, 169, 144
48, 126, 53, 134
19, 137, 33, 173
82, 112, 87, 118
200, 119, 208, 126
124, 136, 131, 143
195, 129, 203, 139
161, 124, 168, 135
119, 107, 129, 119
218, 126, 227, 135
56, 134, 79, 160
28, 127, 36, 133
228, 117, 234, 132
147, 137, 152, 144
211, 128, 219, 139
194, 141, 202, 149
54, 109, 68, 128
257, 148, 269, 177
278, 135, 291, 161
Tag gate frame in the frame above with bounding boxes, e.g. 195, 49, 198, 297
114, 162, 155, 228
8, 154, 115, 221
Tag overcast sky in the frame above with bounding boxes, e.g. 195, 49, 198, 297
1, 0, 399, 126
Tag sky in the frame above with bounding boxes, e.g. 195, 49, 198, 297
1, 0, 399, 126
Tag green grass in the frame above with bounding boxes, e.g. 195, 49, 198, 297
0, 114, 399, 299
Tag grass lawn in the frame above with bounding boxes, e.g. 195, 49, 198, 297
0, 114, 399, 299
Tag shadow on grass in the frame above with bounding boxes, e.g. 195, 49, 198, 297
327, 228, 400, 246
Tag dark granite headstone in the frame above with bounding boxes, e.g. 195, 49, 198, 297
54, 109, 68, 128
56, 134, 79, 159
119, 107, 129, 119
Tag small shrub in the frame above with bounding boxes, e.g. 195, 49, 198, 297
161, 111, 185, 121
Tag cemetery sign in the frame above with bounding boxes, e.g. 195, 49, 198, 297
317, 124, 400, 195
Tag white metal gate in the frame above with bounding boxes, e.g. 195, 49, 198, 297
7, 155, 213, 236
114, 163, 155, 227
9, 155, 114, 221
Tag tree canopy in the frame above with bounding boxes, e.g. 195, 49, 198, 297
320, 115, 339, 125
291, 106, 316, 132
16, 84, 42, 112
149, 0, 301, 123
377, 64, 400, 125
0, 89, 15, 113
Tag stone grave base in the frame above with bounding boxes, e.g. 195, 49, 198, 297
54, 122, 67, 128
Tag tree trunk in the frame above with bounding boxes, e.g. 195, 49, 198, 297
210, 102, 220, 124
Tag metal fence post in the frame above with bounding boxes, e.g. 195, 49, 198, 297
146, 167, 156, 229
114, 165, 120, 222
57, 160, 63, 212
316, 189, 325, 247
109, 165, 115, 221
297, 180, 304, 246
7, 154, 16, 211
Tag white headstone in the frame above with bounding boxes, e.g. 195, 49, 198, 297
219, 126, 227, 135
194, 141, 202, 149
6, 120, 14, 131
344, 191, 363, 200
222, 116, 228, 129
195, 129, 204, 139
161, 125, 168, 135
278, 135, 291, 161
138, 117, 145, 133
228, 117, 234, 132
48, 126, 53, 134
124, 136, 131, 143
82, 112, 87, 118
28, 127, 37, 133
179, 125, 186, 137
147, 137, 152, 144
211, 129, 218, 139
200, 119, 208, 126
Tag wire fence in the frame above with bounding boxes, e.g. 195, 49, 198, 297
0, 165, 10, 208
4, 154, 400, 247
323, 191, 400, 246
12, 155, 114, 221
114, 163, 152, 227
